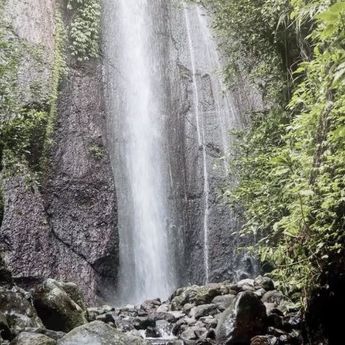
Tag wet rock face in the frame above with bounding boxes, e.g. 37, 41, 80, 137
0, 0, 118, 304
42, 57, 118, 304
154, 1, 264, 285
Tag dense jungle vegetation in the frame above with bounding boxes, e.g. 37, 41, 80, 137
200, 0, 345, 311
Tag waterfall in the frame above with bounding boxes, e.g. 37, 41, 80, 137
182, 4, 241, 283
103, 0, 174, 304
103, 0, 248, 304
183, 5, 210, 284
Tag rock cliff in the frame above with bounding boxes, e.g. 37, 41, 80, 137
0, 0, 118, 304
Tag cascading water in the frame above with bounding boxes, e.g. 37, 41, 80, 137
183, 5, 211, 284
103, 0, 174, 304
182, 4, 241, 284
103, 0, 256, 306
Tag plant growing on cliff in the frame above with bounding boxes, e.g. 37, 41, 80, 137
0, 5, 67, 176
67, 0, 101, 61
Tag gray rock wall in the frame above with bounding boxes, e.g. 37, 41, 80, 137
0, 0, 118, 304
163, 3, 263, 285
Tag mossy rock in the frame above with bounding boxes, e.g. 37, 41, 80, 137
170, 284, 225, 310
33, 279, 87, 333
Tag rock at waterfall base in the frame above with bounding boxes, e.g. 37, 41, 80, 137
57, 321, 148, 345
216, 291, 267, 344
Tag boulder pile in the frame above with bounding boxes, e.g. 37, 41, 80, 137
88, 277, 303, 345
0, 257, 303, 345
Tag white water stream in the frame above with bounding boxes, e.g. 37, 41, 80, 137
106, 0, 173, 304
104, 0, 244, 304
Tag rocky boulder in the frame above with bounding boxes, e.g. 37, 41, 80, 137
0, 311, 11, 340
250, 335, 277, 345
212, 295, 235, 312
254, 277, 275, 292
0, 287, 43, 339
216, 291, 267, 345
0, 256, 13, 288
170, 284, 224, 310
10, 332, 56, 345
190, 304, 218, 319
33, 279, 87, 333
57, 321, 148, 345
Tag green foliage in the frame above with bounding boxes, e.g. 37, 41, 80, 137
208, 0, 345, 300
1, 109, 49, 173
88, 143, 105, 160
197, 0, 296, 101
40, 11, 67, 170
67, 0, 101, 61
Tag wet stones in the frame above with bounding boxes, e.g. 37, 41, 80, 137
10, 332, 56, 345
0, 287, 43, 339
215, 292, 267, 344
32, 279, 87, 333
0, 275, 303, 345
57, 321, 148, 345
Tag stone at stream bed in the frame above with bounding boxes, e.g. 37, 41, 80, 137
57, 321, 148, 345
254, 277, 275, 292
152, 312, 177, 323
133, 316, 156, 330
170, 285, 225, 310
145, 326, 161, 338
10, 332, 56, 345
261, 291, 286, 306
0, 311, 11, 340
0, 287, 43, 339
212, 295, 235, 311
250, 335, 278, 345
33, 279, 87, 333
190, 304, 218, 319
216, 291, 267, 345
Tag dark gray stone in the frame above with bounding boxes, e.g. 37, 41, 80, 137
216, 291, 267, 345
32, 279, 87, 333
0, 287, 43, 337
212, 295, 235, 311
250, 335, 278, 345
190, 304, 218, 319
57, 321, 148, 345
133, 316, 156, 330
170, 285, 223, 310
254, 277, 275, 292
0, 311, 11, 340
10, 333, 56, 345
261, 291, 285, 306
